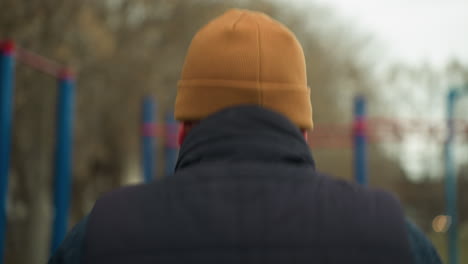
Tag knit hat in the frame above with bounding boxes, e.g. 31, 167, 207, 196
175, 9, 313, 129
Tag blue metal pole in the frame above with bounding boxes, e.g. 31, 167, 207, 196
445, 89, 459, 264
353, 95, 367, 185
51, 71, 75, 254
0, 40, 15, 264
141, 97, 156, 183
165, 112, 178, 177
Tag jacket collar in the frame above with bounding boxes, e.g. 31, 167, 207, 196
175, 105, 315, 171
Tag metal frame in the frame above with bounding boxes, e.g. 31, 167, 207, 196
445, 85, 468, 264
0, 40, 75, 260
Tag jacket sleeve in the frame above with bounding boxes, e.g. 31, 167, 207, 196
406, 219, 442, 264
48, 216, 88, 264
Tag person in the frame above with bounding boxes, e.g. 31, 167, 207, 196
49, 9, 441, 264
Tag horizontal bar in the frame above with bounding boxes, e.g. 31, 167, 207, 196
16, 47, 75, 79
0, 41, 73, 79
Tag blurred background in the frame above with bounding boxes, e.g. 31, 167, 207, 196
1, 0, 467, 263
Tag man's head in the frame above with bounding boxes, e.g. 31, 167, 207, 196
175, 9, 312, 143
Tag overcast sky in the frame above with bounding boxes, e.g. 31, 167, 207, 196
289, 0, 468, 67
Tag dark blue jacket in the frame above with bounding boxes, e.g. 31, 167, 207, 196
49, 218, 440, 264
50, 106, 441, 264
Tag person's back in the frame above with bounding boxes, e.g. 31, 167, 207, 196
50, 9, 441, 264
84, 106, 411, 264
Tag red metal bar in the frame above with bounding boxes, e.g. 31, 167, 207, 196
0, 40, 15, 55
16, 46, 74, 79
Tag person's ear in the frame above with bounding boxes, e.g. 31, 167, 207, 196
302, 129, 308, 143
178, 122, 198, 146
178, 123, 188, 146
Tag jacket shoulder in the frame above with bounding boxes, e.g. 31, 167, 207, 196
406, 219, 442, 264
48, 217, 88, 264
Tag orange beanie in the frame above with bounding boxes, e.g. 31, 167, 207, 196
175, 9, 313, 129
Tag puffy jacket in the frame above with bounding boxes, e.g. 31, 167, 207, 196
49, 106, 441, 264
